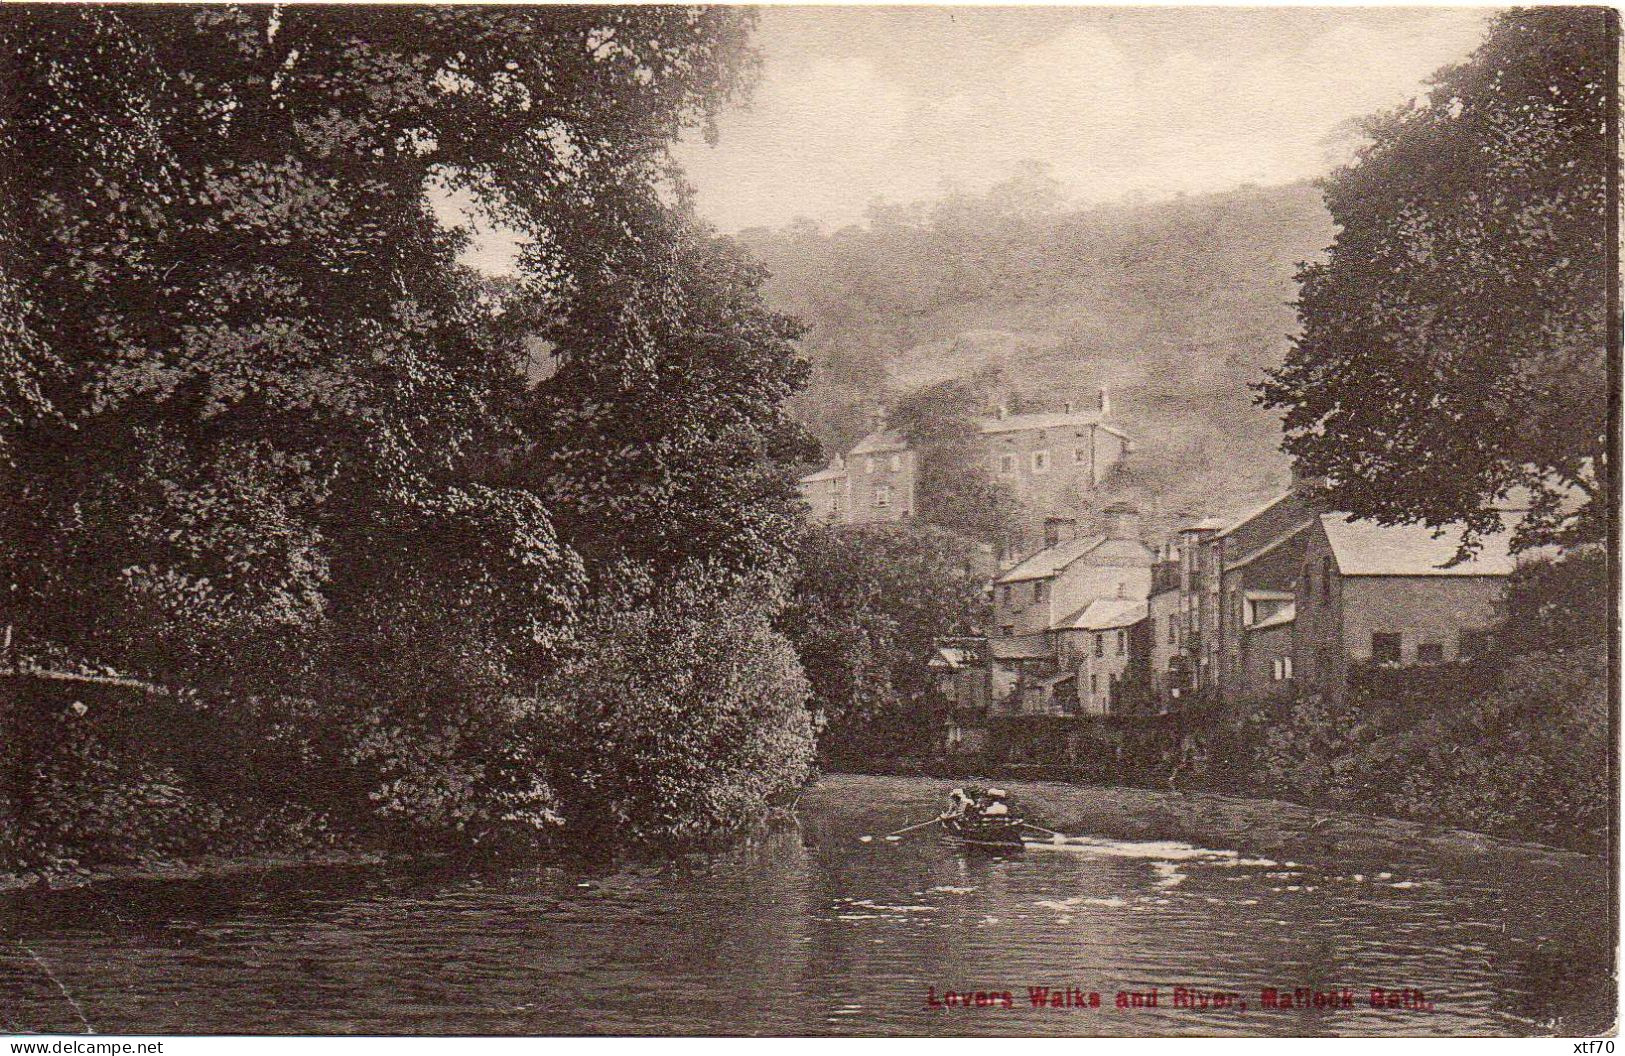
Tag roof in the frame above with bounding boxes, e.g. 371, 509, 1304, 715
1248, 603, 1296, 632
1319, 514, 1517, 576
1033, 671, 1076, 691
848, 429, 909, 455
1214, 492, 1293, 539
979, 409, 1101, 436
799, 462, 848, 484
1226, 522, 1310, 571
1244, 589, 1294, 602
997, 534, 1107, 584
1178, 516, 1225, 534
929, 646, 971, 670
1051, 597, 1147, 631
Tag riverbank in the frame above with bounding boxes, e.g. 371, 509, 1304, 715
0, 847, 393, 895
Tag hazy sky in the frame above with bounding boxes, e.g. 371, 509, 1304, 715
669, 6, 1495, 234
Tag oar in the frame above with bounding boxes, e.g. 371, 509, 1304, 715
859, 817, 943, 843
1022, 822, 1068, 843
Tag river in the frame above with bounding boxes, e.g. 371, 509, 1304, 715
0, 774, 1613, 1036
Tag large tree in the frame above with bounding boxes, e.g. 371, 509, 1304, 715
1257, 7, 1612, 553
0, 6, 764, 693
781, 522, 989, 761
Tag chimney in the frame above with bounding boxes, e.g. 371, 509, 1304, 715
1101, 501, 1141, 541
1043, 515, 1077, 550
1098, 385, 1111, 418
1063, 399, 1075, 414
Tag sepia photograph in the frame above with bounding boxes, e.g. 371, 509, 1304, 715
0, 0, 1616, 1042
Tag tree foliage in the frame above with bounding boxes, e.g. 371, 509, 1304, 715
531, 566, 817, 845
781, 522, 989, 762
0, 7, 820, 862
1258, 8, 1612, 553
889, 379, 1024, 546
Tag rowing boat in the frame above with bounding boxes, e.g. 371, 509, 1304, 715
940, 812, 1027, 848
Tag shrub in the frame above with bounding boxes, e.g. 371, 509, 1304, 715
530, 566, 817, 845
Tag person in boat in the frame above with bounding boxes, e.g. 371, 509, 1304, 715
979, 787, 1011, 816
941, 787, 976, 820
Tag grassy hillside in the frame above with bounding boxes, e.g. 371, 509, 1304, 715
741, 179, 1337, 537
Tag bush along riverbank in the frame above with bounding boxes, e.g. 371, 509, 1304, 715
1198, 645, 1611, 856
1, 572, 819, 888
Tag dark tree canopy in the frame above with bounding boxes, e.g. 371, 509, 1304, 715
1257, 7, 1612, 554
0, 6, 777, 692
889, 378, 1024, 547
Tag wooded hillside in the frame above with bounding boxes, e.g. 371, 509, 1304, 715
742, 176, 1337, 534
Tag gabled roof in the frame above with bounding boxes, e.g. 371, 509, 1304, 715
1319, 514, 1517, 576
979, 409, 1104, 436
799, 463, 848, 484
1248, 603, 1296, 632
848, 429, 909, 455
997, 534, 1108, 584
1214, 492, 1294, 539
1051, 597, 1147, 632
1227, 522, 1310, 570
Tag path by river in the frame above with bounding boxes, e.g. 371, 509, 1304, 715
0, 774, 1613, 1036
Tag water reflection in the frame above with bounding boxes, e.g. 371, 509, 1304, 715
0, 776, 1611, 1036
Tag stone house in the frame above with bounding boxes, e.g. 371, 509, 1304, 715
1294, 514, 1515, 703
798, 391, 1130, 538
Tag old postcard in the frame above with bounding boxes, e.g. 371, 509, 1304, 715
0, 2, 1615, 1043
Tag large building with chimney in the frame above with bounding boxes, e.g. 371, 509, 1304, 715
797, 388, 1130, 534
931, 501, 1156, 765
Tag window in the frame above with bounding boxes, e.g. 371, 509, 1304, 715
1271, 658, 1283, 681
1001, 585, 1012, 606
1283, 656, 1293, 679
1001, 625, 1014, 638
1460, 629, 1491, 658
874, 483, 892, 507
1094, 633, 1104, 658
1322, 556, 1334, 600
1167, 615, 1176, 644
1116, 630, 1126, 656
1032, 581, 1044, 603
1418, 642, 1444, 664
830, 495, 840, 513
1090, 674, 1098, 694
1075, 447, 1087, 463
888, 454, 901, 472
827, 479, 840, 492
1372, 632, 1402, 664
864, 457, 875, 474
1031, 450, 1050, 474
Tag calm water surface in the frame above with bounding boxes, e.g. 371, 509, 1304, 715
1, 775, 1612, 1036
